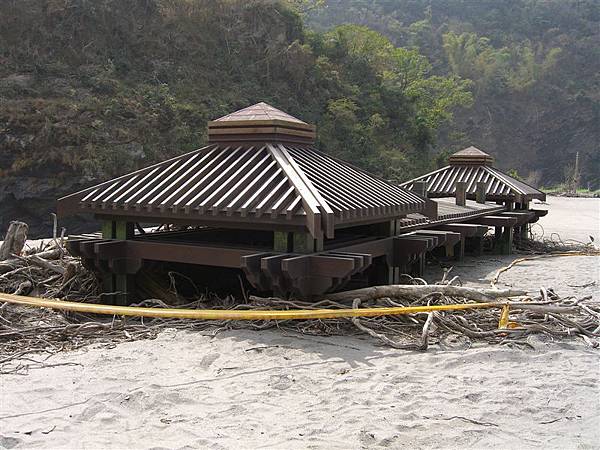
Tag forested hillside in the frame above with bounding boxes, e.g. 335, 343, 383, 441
309, 0, 600, 190
1, 0, 597, 236
1, 0, 470, 235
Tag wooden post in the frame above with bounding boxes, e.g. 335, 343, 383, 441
475, 182, 487, 204
369, 257, 391, 285
455, 181, 467, 206
493, 226, 502, 253
367, 220, 396, 237
100, 221, 116, 295
456, 239, 466, 261
274, 231, 322, 253
520, 224, 529, 240
293, 233, 312, 253
101, 220, 134, 304
503, 226, 513, 255
274, 231, 290, 252
412, 181, 428, 198
466, 236, 484, 256
115, 221, 134, 240
115, 274, 135, 306
424, 199, 438, 219
101, 221, 114, 239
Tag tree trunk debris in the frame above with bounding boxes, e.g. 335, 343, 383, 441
0, 221, 598, 374
0, 221, 28, 261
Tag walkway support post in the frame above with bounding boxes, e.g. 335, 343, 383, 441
455, 182, 467, 207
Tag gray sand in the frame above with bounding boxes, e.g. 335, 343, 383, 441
1, 198, 599, 449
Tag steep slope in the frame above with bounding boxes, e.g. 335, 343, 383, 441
0, 0, 470, 236
309, 0, 600, 189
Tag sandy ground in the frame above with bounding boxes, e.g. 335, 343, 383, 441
1, 199, 599, 449
533, 196, 600, 244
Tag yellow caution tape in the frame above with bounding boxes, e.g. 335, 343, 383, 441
0, 292, 507, 321
498, 304, 511, 328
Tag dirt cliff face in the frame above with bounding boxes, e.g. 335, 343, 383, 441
0, 175, 96, 238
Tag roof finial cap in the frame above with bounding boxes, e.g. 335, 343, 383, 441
448, 146, 494, 166
207, 102, 316, 144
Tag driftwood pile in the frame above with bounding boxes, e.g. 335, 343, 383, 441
0, 221, 99, 300
521, 222, 598, 254
1, 221, 599, 374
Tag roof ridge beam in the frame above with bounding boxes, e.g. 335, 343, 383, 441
269, 143, 333, 239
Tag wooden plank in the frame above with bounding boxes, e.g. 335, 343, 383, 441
208, 118, 316, 131
208, 126, 316, 139
433, 223, 489, 237
471, 215, 518, 227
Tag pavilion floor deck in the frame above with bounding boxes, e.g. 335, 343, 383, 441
67, 197, 544, 300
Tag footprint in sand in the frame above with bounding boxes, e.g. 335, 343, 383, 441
199, 353, 220, 369
0, 436, 22, 449
268, 374, 294, 390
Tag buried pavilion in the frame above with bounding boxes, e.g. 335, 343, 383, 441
57, 104, 545, 303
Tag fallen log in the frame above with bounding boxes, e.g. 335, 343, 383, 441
324, 285, 527, 303
0, 248, 63, 274
27, 255, 66, 275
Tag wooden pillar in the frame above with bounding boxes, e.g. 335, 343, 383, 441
369, 257, 391, 285
455, 182, 467, 206
412, 181, 428, 198
114, 274, 135, 305
414, 254, 426, 277
369, 220, 395, 237
504, 226, 513, 254
101, 220, 114, 239
493, 226, 513, 255
466, 236, 484, 256
443, 239, 464, 261
456, 238, 466, 260
476, 182, 487, 204
493, 226, 502, 254
274, 231, 291, 252
274, 231, 322, 253
293, 232, 321, 253
424, 199, 438, 219
101, 220, 135, 304
100, 220, 116, 295
115, 221, 134, 240
114, 221, 134, 304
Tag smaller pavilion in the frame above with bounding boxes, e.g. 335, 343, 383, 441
401, 146, 546, 206
401, 146, 547, 253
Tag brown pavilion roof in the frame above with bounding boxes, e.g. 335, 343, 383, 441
401, 146, 545, 202
58, 103, 425, 239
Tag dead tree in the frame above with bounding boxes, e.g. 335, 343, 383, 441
0, 221, 28, 261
